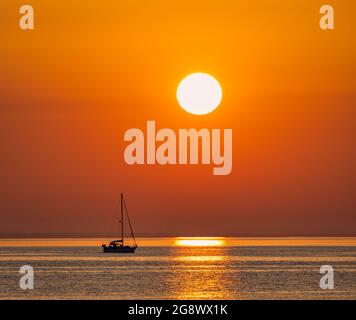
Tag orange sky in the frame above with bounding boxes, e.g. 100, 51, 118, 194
0, 0, 355, 236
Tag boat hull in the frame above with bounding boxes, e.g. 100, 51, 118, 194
102, 245, 137, 253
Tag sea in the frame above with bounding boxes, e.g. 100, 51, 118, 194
0, 238, 355, 300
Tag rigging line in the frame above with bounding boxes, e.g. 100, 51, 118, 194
123, 197, 137, 247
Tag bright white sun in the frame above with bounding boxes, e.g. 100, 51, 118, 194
176, 72, 222, 115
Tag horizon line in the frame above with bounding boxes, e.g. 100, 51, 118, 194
1, 233, 356, 239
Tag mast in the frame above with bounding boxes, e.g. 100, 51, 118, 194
121, 193, 124, 245
122, 195, 137, 247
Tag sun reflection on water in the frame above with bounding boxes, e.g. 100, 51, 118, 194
173, 255, 225, 262
174, 237, 226, 247
167, 245, 236, 299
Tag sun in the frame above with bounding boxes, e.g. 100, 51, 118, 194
176, 72, 222, 115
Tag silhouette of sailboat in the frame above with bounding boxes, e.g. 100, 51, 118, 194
102, 193, 137, 253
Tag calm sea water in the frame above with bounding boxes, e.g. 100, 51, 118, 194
0, 238, 356, 299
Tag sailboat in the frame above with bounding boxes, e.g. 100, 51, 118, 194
102, 193, 138, 253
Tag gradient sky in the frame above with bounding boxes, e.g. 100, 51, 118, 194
0, 0, 355, 236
